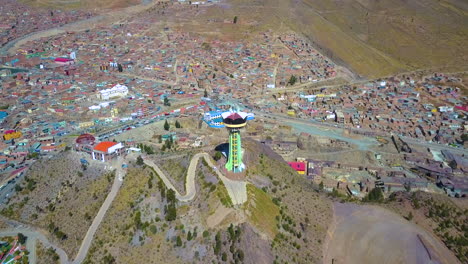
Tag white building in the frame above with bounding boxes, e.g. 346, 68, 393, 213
438, 106, 454, 113
98, 84, 129, 100
92, 142, 125, 162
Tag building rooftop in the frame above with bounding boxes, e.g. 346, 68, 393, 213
93, 141, 118, 152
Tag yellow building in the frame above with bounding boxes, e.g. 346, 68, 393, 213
79, 121, 94, 129
3, 131, 22, 141
287, 109, 296, 117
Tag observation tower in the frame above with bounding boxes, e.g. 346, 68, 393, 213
221, 111, 249, 173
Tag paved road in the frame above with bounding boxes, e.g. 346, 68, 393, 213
255, 110, 468, 155
144, 153, 247, 205
0, 228, 69, 264
254, 111, 378, 151
0, 216, 69, 264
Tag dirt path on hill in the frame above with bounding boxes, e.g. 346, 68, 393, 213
323, 202, 460, 264
144, 152, 248, 205
0, 158, 127, 264
71, 158, 125, 264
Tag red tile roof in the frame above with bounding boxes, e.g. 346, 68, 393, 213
94, 141, 118, 152
41, 146, 56, 151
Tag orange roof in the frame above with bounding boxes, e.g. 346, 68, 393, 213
94, 141, 118, 152
41, 146, 56, 150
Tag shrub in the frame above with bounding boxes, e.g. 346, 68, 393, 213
363, 187, 384, 203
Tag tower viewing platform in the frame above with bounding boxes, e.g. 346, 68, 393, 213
221, 111, 249, 173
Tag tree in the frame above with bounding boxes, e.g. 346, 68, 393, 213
176, 236, 182, 247
134, 211, 142, 229
18, 233, 27, 244
236, 249, 245, 261
15, 184, 22, 192
214, 239, 221, 255
175, 120, 181, 128
319, 181, 324, 190
136, 155, 144, 166
406, 211, 414, 221
461, 134, 468, 142
363, 187, 384, 202
102, 254, 115, 264
228, 224, 235, 241
404, 182, 411, 192
167, 189, 176, 203
288, 75, 297, 86
158, 180, 166, 199
214, 151, 222, 161
164, 97, 171, 106
164, 120, 170, 131
187, 231, 192, 241
165, 203, 177, 221
147, 177, 153, 189
164, 139, 171, 150
233, 16, 238, 24
222, 252, 227, 261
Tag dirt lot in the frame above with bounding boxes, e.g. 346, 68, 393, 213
324, 202, 460, 264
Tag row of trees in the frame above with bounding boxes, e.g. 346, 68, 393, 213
161, 136, 175, 151
163, 120, 181, 131
164, 189, 177, 221
213, 225, 245, 262
137, 143, 155, 154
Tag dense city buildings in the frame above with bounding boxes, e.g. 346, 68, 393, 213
0, 0, 466, 264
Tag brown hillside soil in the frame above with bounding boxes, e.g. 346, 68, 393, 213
324, 201, 461, 264
385, 191, 468, 263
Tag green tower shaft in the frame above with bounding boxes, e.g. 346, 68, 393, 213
226, 128, 244, 173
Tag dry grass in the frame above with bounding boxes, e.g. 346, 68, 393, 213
290, 0, 468, 77
83, 167, 184, 264
36, 241, 60, 264
0, 152, 113, 257
384, 191, 467, 263
244, 184, 279, 239
245, 140, 333, 264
